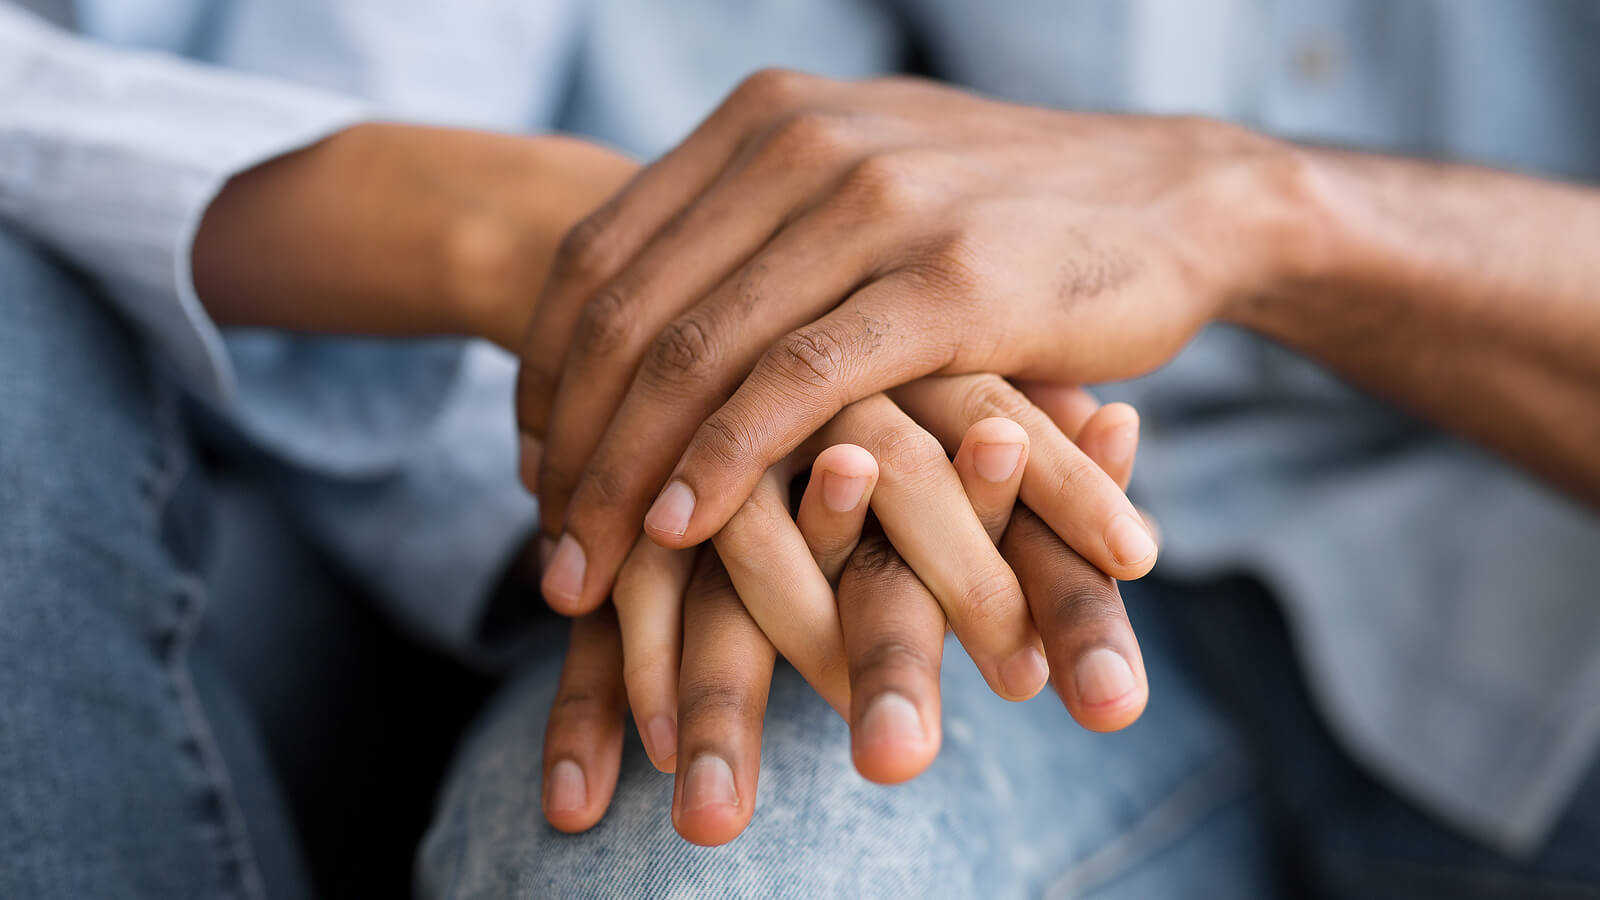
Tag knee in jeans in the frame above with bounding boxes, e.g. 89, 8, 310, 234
0, 226, 174, 519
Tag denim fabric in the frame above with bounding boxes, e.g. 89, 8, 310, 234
418, 595, 1275, 899
561, 0, 1600, 853
419, 578, 1600, 899
0, 225, 308, 898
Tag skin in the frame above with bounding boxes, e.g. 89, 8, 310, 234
520, 69, 1600, 630
541, 392, 1145, 846
188, 120, 1157, 843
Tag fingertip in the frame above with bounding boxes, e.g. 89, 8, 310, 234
1104, 513, 1159, 576
541, 533, 596, 615
813, 443, 879, 481
672, 754, 750, 846
995, 645, 1051, 701
643, 480, 696, 542
813, 444, 878, 515
964, 416, 1030, 448
1055, 646, 1149, 734
851, 692, 940, 785
543, 759, 606, 833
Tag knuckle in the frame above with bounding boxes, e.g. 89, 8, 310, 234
549, 688, 614, 727
955, 567, 1021, 628
734, 67, 816, 111
900, 232, 985, 301
643, 315, 719, 386
767, 327, 847, 396
622, 653, 674, 690
844, 534, 901, 579
852, 636, 937, 681
696, 412, 762, 471
1046, 454, 1104, 500
554, 207, 621, 284
838, 152, 923, 214
869, 426, 947, 484
1051, 581, 1125, 629
722, 487, 789, 549
575, 463, 631, 512
958, 376, 1034, 427
573, 288, 637, 359
762, 110, 854, 165
678, 678, 756, 724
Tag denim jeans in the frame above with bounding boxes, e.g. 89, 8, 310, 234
3, 224, 1598, 899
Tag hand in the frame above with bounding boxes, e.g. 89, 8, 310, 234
517, 70, 1301, 610
618, 375, 1148, 737
537, 386, 1148, 846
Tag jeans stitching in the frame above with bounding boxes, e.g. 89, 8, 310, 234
1043, 751, 1252, 899
144, 380, 270, 900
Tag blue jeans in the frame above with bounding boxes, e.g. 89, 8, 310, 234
2, 225, 1598, 898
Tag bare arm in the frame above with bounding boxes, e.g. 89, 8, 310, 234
191, 122, 636, 350
1237, 149, 1600, 504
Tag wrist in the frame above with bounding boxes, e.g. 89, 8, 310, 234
444, 135, 639, 351
1212, 135, 1358, 336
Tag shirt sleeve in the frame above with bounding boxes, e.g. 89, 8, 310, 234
0, 2, 371, 402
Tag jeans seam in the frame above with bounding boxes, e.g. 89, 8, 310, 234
1043, 750, 1251, 899
145, 381, 270, 900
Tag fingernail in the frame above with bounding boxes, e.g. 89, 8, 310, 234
972, 442, 1024, 483
820, 471, 869, 513
860, 692, 925, 746
541, 534, 586, 608
547, 759, 587, 813
1074, 647, 1137, 707
998, 646, 1050, 699
683, 754, 738, 811
1105, 513, 1157, 567
645, 480, 695, 538
519, 434, 543, 493
647, 716, 678, 767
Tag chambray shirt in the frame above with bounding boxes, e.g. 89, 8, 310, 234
2, 0, 1597, 856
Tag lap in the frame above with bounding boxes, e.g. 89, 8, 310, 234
418, 592, 1275, 899
0, 226, 305, 899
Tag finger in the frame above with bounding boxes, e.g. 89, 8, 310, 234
949, 416, 1029, 542
837, 527, 945, 785
815, 395, 1046, 703
540, 196, 895, 614
1072, 402, 1140, 491
534, 126, 874, 536
793, 443, 879, 583
1012, 381, 1102, 439
1001, 507, 1148, 733
613, 536, 696, 772
514, 72, 824, 450
712, 470, 851, 714
541, 606, 628, 833
673, 550, 777, 846
892, 375, 1159, 580
642, 274, 954, 551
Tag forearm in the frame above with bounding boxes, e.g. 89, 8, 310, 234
1230, 147, 1600, 504
192, 122, 636, 351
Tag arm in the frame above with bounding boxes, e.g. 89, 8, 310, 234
1231, 148, 1600, 505
0, 3, 632, 401
191, 123, 635, 350
516, 70, 1600, 611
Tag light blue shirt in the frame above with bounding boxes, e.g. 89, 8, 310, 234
2, 0, 1597, 856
